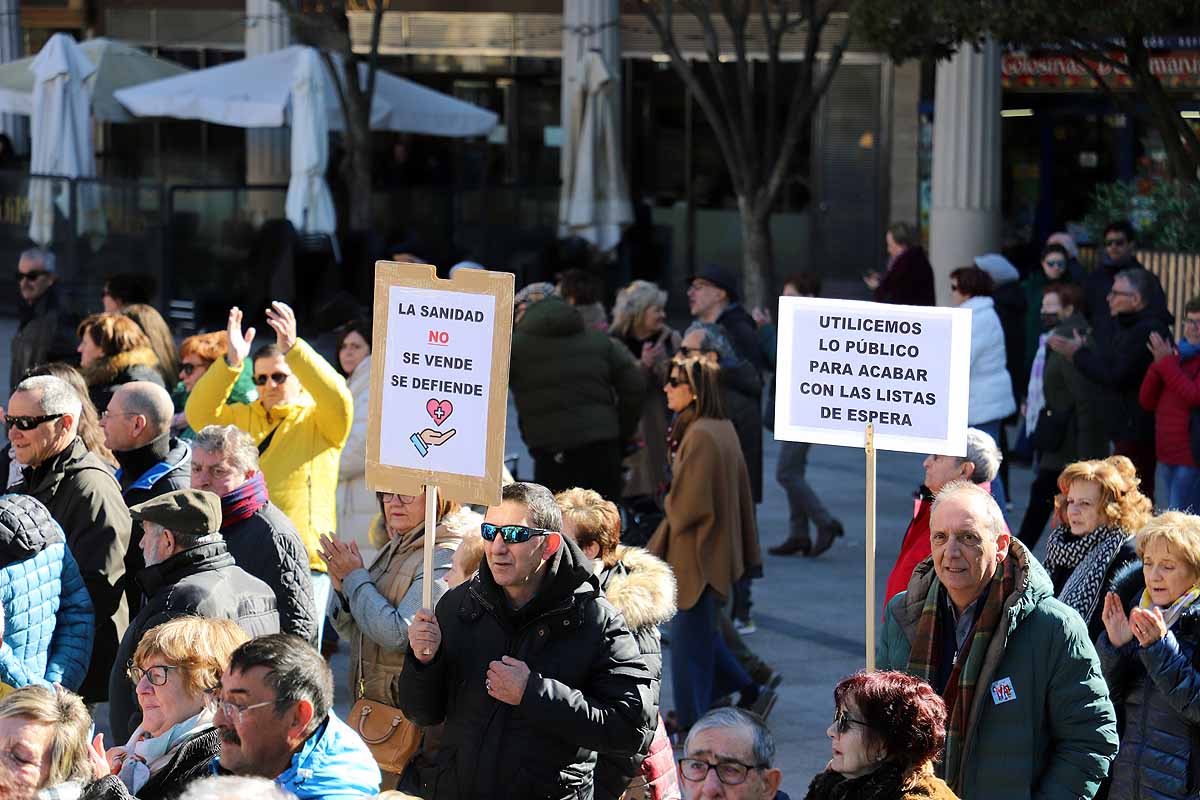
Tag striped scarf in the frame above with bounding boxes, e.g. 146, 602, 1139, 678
219, 472, 269, 529
908, 560, 1014, 789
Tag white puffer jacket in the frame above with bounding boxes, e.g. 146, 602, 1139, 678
336, 355, 376, 550
961, 296, 1017, 424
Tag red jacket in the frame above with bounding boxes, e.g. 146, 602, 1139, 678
638, 715, 681, 800
1140, 354, 1200, 467
885, 487, 934, 607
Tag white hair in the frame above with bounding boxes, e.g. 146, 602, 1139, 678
685, 707, 777, 768
18, 248, 55, 273
963, 428, 1002, 484
193, 425, 260, 475
932, 480, 1007, 540
176, 776, 296, 800
13, 375, 82, 420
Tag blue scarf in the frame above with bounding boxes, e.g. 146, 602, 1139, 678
1179, 339, 1200, 363
220, 472, 270, 529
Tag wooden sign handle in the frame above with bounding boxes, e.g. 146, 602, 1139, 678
422, 485, 438, 612
865, 423, 877, 671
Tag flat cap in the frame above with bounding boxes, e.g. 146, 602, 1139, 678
130, 489, 223, 536
690, 264, 740, 301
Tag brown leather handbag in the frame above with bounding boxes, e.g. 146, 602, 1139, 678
348, 636, 421, 774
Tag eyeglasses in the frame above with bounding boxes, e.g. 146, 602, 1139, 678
101, 410, 138, 420
379, 492, 418, 503
677, 346, 715, 358
204, 691, 277, 726
5, 413, 63, 432
15, 270, 49, 283
833, 707, 873, 735
1107, 289, 1136, 298
665, 376, 688, 388
1185, 318, 1200, 329
678, 757, 766, 786
1105, 238, 1128, 247
126, 662, 179, 687
480, 522, 550, 544
1043, 259, 1066, 268
180, 362, 207, 377
253, 372, 290, 387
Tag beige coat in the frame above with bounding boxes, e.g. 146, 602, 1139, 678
647, 417, 759, 611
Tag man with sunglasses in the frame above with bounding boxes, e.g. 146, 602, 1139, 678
1081, 220, 1171, 348
8, 374, 131, 706
10, 248, 77, 395
108, 488, 279, 744
185, 301, 353, 650
398, 481, 655, 800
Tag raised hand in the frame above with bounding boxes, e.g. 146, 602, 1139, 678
1130, 605, 1168, 647
1101, 592, 1133, 648
265, 301, 298, 354
226, 307, 256, 368
410, 608, 441, 662
1148, 331, 1176, 362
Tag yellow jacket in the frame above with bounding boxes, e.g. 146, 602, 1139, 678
185, 338, 354, 571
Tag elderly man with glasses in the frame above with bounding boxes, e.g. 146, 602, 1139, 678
185, 302, 353, 650
207, 633, 380, 799
679, 708, 786, 800
398, 481, 655, 800
10, 248, 77, 395
1081, 220, 1171, 348
8, 374, 131, 706
108, 488, 279, 744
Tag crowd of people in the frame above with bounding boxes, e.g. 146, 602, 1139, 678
0, 218, 1198, 800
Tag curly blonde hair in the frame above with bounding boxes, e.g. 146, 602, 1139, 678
610, 280, 668, 338
1053, 455, 1152, 533
556, 487, 621, 567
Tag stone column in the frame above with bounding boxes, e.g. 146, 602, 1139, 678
928, 39, 1002, 305
0, 0, 27, 154
245, 0, 290, 221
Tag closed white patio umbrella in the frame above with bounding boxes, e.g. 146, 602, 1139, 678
28, 34, 104, 246
284, 48, 336, 238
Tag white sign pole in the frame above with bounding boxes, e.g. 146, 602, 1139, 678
422, 485, 438, 612
864, 423, 876, 671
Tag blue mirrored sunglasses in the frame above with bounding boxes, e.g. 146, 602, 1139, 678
480, 522, 550, 544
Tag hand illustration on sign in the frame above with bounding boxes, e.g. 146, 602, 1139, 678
410, 427, 457, 457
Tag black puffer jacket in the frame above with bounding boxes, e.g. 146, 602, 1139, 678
1073, 306, 1171, 443
108, 540, 280, 743
594, 546, 676, 800
397, 535, 656, 800
222, 501, 318, 644
82, 728, 221, 800
14, 437, 131, 703
1097, 562, 1200, 800
716, 304, 765, 371
510, 296, 645, 453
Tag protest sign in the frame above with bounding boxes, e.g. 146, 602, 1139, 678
366, 261, 514, 610
774, 297, 972, 456
773, 297, 972, 669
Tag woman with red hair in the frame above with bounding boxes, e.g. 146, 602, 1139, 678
804, 670, 959, 800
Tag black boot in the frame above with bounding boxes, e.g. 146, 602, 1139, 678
809, 520, 845, 557
769, 537, 811, 556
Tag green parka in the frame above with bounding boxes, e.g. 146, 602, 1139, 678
510, 296, 645, 452
876, 540, 1118, 800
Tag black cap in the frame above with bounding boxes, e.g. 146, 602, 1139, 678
690, 264, 740, 301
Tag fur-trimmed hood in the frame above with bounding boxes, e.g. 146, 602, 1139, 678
82, 346, 160, 387
599, 544, 677, 630
367, 503, 482, 550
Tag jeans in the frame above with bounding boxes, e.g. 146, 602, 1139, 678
310, 571, 332, 650
1156, 462, 1200, 512
976, 419, 1009, 513
671, 588, 754, 730
776, 440, 836, 543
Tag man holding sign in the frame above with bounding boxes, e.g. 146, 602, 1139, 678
398, 482, 655, 800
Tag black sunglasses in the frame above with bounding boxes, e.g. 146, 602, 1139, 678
480, 522, 550, 544
665, 376, 688, 388
5, 413, 64, 432
16, 270, 49, 283
1105, 238, 1127, 247
180, 363, 205, 376
833, 707, 873, 734
253, 372, 290, 386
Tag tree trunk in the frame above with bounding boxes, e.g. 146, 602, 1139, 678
340, 67, 374, 231
738, 197, 773, 309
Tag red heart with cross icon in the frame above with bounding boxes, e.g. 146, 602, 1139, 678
426, 399, 454, 426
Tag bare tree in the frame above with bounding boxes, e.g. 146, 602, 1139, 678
638, 0, 851, 306
276, 0, 388, 232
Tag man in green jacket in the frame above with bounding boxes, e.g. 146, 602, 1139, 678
877, 481, 1117, 800
509, 291, 644, 499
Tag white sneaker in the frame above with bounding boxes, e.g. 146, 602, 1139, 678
735, 618, 756, 635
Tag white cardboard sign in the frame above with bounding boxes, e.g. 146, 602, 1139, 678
773, 297, 971, 456
367, 261, 514, 506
